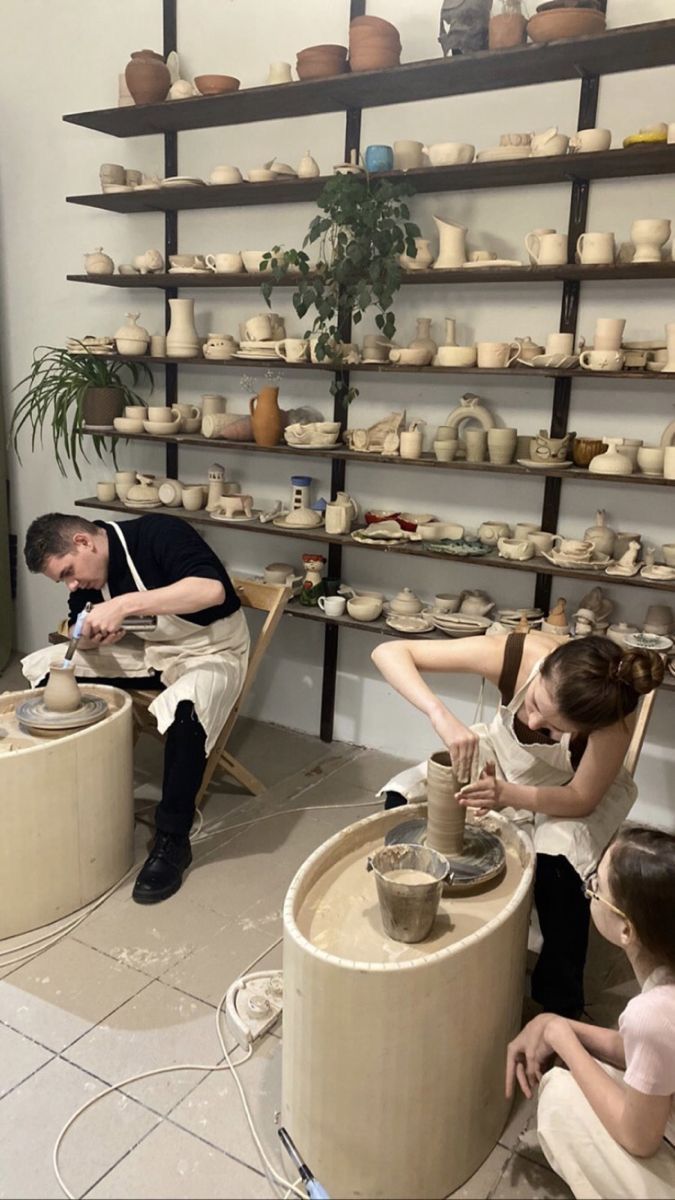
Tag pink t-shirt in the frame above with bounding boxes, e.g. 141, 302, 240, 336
619, 968, 675, 1143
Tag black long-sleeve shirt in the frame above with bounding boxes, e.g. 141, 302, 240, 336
67, 515, 240, 628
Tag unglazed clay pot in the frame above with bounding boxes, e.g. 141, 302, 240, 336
489, 3, 527, 49
44, 665, 82, 713
250, 386, 283, 447
124, 50, 170, 105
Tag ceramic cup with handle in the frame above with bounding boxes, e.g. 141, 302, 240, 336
580, 349, 625, 372
525, 231, 568, 266
147, 406, 176, 423
545, 332, 575, 356
318, 595, 347, 618
526, 228, 555, 264
275, 338, 309, 362
528, 530, 555, 554
577, 232, 616, 265
569, 128, 612, 153
476, 341, 520, 369
206, 252, 243, 274
593, 317, 626, 350
125, 405, 147, 420
245, 313, 273, 341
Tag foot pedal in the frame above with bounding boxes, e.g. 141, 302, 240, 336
225, 970, 283, 1050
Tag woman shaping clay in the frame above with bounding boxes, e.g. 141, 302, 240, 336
372, 631, 664, 1017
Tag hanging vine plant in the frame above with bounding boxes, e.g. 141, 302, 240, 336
260, 173, 420, 405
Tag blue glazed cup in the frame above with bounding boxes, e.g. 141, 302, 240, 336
364, 144, 394, 173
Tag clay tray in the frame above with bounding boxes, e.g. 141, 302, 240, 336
15, 694, 109, 735
385, 816, 506, 890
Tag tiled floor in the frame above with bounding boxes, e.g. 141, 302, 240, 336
0, 657, 632, 1199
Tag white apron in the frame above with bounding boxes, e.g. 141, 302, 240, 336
377, 659, 637, 878
21, 521, 250, 755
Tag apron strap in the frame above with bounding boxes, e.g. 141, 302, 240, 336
105, 521, 147, 592
506, 656, 544, 714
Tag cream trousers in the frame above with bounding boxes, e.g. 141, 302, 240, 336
538, 1066, 675, 1200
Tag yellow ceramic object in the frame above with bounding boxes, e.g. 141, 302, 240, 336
623, 131, 667, 148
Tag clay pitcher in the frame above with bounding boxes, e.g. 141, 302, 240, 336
426, 750, 465, 856
250, 387, 283, 447
432, 216, 468, 268
124, 50, 170, 105
44, 665, 82, 713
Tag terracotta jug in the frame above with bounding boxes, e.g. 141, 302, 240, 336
250, 386, 283, 447
44, 665, 82, 713
125, 50, 170, 105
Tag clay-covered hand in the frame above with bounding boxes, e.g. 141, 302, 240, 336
429, 708, 478, 783
83, 596, 131, 640
505, 1013, 559, 1099
457, 760, 504, 809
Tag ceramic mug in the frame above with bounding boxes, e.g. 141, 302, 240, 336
577, 232, 616, 265
400, 430, 423, 459
514, 522, 540, 540
525, 232, 567, 266
245, 314, 273, 341
275, 338, 309, 362
528, 530, 555, 554
125, 405, 147, 420
664, 446, 675, 480
637, 445, 665, 475
393, 140, 424, 170
318, 595, 347, 617
172, 403, 200, 422
569, 128, 612, 153
593, 318, 626, 350
434, 440, 457, 462
476, 341, 520, 369
479, 521, 511, 545
96, 481, 116, 502
206, 252, 243, 274
150, 335, 166, 357
433, 594, 460, 614
200, 393, 226, 417
324, 502, 352, 535
545, 332, 574, 356
487, 428, 517, 464
464, 428, 487, 462
526, 228, 555, 264
580, 349, 625, 371
147, 406, 174, 423
364, 144, 394, 173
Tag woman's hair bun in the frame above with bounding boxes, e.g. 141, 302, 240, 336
617, 649, 665, 695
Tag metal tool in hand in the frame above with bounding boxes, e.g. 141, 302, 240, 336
278, 1127, 330, 1199
63, 602, 92, 663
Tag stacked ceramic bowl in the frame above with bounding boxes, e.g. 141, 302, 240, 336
296, 44, 348, 80
349, 16, 401, 72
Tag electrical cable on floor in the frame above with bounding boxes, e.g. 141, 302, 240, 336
53, 934, 306, 1200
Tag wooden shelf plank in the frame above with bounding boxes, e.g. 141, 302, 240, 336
62, 21, 675, 137
78, 431, 675, 487
96, 352, 675, 387
65, 146, 675, 213
67, 263, 675, 288
74, 497, 675, 592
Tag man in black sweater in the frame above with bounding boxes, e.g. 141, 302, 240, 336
22, 512, 250, 904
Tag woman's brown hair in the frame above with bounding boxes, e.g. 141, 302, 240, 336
540, 635, 664, 731
608, 826, 675, 973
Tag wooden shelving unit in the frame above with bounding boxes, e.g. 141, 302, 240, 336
64, 4, 675, 740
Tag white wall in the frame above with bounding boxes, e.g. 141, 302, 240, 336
1, 0, 673, 826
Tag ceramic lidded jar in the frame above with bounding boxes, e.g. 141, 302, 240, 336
583, 509, 616, 557
389, 588, 424, 616
588, 438, 633, 476
114, 312, 150, 355
84, 247, 114, 275
125, 49, 171, 105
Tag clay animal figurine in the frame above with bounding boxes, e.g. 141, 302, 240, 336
439, 0, 493, 56
213, 494, 253, 520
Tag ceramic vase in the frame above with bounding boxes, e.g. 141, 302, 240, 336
124, 50, 170, 105
583, 509, 616, 556
433, 216, 468, 268
44, 666, 82, 713
400, 238, 434, 270
250, 386, 283, 446
630, 218, 671, 264
443, 317, 457, 347
166, 298, 199, 357
426, 751, 465, 855
410, 317, 437, 357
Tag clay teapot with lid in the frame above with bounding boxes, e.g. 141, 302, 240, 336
583, 509, 616, 557
514, 336, 544, 363
389, 587, 424, 616
459, 590, 494, 617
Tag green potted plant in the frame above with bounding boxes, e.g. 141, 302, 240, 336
10, 346, 153, 479
260, 173, 420, 404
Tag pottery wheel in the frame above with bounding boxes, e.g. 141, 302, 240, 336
385, 818, 506, 890
15, 695, 109, 734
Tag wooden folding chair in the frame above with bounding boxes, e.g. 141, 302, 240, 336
623, 689, 657, 778
127, 578, 291, 803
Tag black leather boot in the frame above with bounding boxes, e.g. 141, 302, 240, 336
132, 831, 193, 904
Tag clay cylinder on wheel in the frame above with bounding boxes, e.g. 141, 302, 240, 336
426, 750, 465, 856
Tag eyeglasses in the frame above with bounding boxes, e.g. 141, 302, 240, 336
582, 870, 628, 920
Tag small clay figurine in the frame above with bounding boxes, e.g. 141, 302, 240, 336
546, 598, 568, 633
439, 0, 493, 56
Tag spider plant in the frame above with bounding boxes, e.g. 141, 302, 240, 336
10, 346, 153, 479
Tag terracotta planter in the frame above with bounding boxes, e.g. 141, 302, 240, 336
527, 8, 605, 44
124, 49, 170, 105
349, 50, 401, 72
297, 57, 348, 80
489, 12, 527, 49
250, 386, 283, 446
82, 387, 124, 428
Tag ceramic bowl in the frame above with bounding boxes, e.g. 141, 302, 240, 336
113, 417, 145, 435
143, 419, 180, 436
241, 250, 268, 274
397, 512, 435, 531
527, 8, 606, 43
194, 74, 240, 95
248, 168, 276, 182
365, 509, 400, 524
572, 437, 605, 467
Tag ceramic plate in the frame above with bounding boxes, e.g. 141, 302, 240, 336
640, 565, 675, 582
161, 176, 206, 187
476, 146, 531, 162
102, 184, 133, 193
623, 632, 673, 651
168, 267, 211, 274
525, 354, 580, 369
210, 509, 261, 523
123, 499, 162, 509
239, 340, 278, 350
605, 564, 639, 577
350, 527, 416, 542
542, 550, 611, 570
517, 459, 573, 470
273, 514, 324, 530
16, 694, 109, 732
134, 182, 161, 191
234, 351, 277, 360
461, 258, 524, 268
425, 540, 492, 557
385, 615, 435, 634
